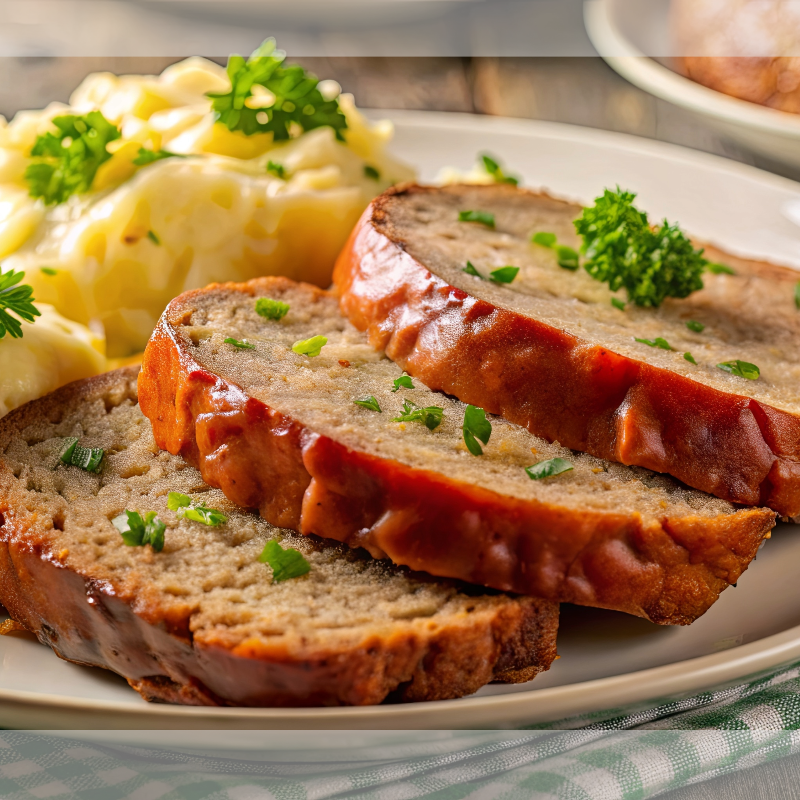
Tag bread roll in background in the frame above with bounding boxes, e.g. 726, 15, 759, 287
671, 0, 800, 113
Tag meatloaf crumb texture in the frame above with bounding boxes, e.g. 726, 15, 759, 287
334, 183, 800, 516
138, 278, 775, 624
0, 367, 558, 706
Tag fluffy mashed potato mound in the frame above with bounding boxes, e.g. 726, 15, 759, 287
0, 304, 105, 417
0, 57, 415, 356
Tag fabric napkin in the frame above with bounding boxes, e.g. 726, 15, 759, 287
3, 660, 800, 800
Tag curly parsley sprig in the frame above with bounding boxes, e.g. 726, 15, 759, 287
25, 111, 121, 205
574, 188, 707, 308
0, 271, 40, 339
208, 38, 347, 141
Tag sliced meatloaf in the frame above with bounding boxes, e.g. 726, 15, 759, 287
0, 367, 558, 707
334, 183, 800, 517
138, 277, 775, 625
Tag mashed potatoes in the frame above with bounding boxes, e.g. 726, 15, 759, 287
0, 55, 414, 356
0, 304, 105, 417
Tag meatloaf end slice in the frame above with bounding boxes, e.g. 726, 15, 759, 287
0, 367, 558, 707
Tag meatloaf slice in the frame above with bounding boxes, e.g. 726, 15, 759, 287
0, 367, 558, 707
334, 183, 800, 517
138, 277, 775, 625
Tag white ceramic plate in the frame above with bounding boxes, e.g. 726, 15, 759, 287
584, 0, 800, 171
4, 110, 800, 741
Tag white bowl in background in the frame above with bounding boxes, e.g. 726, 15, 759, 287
584, 0, 800, 172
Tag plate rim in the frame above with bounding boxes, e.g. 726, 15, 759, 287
4, 109, 800, 731
583, 0, 800, 138
3, 621, 800, 729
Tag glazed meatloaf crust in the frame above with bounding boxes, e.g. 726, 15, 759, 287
0, 367, 558, 707
138, 277, 775, 625
334, 183, 800, 517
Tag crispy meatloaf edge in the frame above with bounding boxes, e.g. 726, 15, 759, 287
0, 367, 558, 707
332, 183, 800, 518
138, 278, 775, 625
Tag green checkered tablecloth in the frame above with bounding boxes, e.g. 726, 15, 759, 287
4, 661, 800, 800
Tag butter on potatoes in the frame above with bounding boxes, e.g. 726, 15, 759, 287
0, 304, 105, 417
0, 57, 414, 356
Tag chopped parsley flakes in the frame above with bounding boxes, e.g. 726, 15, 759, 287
634, 336, 672, 351
392, 374, 414, 392
224, 337, 255, 349
481, 154, 519, 186
58, 437, 104, 473
686, 320, 705, 333
267, 160, 286, 179
462, 405, 492, 456
255, 297, 289, 320
113, 510, 165, 552
458, 210, 495, 228
531, 232, 557, 247
292, 335, 327, 357
259, 539, 311, 583
717, 360, 760, 380
168, 492, 228, 526
393, 399, 443, 431
684, 352, 697, 365
364, 165, 380, 180
526, 457, 574, 480
462, 261, 519, 284
353, 395, 381, 412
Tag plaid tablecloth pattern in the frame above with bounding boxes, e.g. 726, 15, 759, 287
3, 660, 800, 800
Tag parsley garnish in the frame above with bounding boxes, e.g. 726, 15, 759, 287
707, 262, 735, 275
458, 210, 495, 228
795, 281, 800, 310
0, 270, 40, 339
526, 457, 574, 480
686, 320, 705, 332
611, 297, 626, 311
40, 267, 58, 277
463, 261, 483, 278
489, 266, 519, 284
224, 337, 255, 349
168, 492, 228, 526
392, 374, 414, 392
147, 230, 160, 245
462, 405, 492, 456
208, 38, 347, 141
684, 352, 697, 365
255, 297, 289, 320
717, 360, 760, 380
58, 437, 104, 473
574, 188, 706, 307
635, 336, 672, 350
481, 154, 519, 186
393, 400, 443, 431
532, 232, 557, 247
25, 111, 120, 205
556, 245, 579, 270
113, 510, 165, 552
267, 160, 286, 179
292, 335, 327, 357
132, 147, 183, 166
259, 539, 311, 583
354, 396, 381, 412
364, 165, 380, 180
461, 262, 518, 284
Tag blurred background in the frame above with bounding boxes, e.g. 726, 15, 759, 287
2, 0, 799, 180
